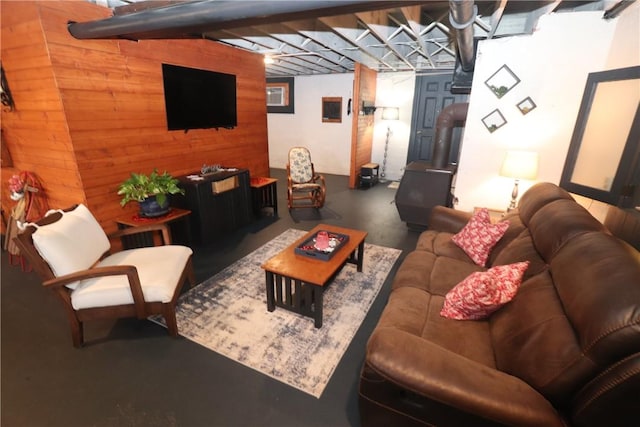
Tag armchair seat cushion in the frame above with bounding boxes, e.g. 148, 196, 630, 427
71, 245, 192, 310
291, 182, 322, 191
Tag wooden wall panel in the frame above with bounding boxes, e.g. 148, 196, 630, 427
349, 63, 377, 188
1, 1, 269, 234
0, 1, 83, 216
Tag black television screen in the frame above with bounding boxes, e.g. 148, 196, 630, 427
162, 63, 237, 131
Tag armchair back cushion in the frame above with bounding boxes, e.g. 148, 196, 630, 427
31, 204, 110, 278
288, 147, 314, 183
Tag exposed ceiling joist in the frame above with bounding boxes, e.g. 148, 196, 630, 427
80, 0, 608, 77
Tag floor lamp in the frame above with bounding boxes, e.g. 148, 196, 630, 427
380, 107, 399, 180
500, 150, 539, 211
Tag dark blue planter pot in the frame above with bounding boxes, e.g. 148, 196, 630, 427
138, 195, 170, 218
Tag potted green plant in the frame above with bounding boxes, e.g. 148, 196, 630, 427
118, 169, 184, 217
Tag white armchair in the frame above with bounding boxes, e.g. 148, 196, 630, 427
13, 204, 194, 347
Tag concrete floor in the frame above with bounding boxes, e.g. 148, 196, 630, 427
1, 168, 422, 427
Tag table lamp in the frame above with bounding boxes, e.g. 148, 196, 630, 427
500, 150, 539, 211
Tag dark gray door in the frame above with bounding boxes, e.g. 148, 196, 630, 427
407, 73, 468, 165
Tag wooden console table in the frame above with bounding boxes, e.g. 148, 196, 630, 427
173, 169, 253, 245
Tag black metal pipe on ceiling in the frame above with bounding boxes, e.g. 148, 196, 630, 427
68, 0, 426, 40
449, 0, 476, 72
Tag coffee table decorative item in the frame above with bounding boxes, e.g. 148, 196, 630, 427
294, 230, 350, 261
261, 224, 367, 328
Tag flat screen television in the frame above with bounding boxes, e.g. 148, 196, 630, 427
162, 63, 237, 131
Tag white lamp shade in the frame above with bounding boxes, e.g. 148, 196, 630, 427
381, 107, 399, 120
500, 151, 539, 180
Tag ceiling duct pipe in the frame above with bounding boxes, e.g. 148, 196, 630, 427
68, 0, 418, 40
432, 102, 469, 169
449, 0, 477, 72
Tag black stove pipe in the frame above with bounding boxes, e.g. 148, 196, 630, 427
432, 102, 469, 169
68, 0, 420, 40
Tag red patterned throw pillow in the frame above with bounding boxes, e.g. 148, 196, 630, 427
451, 208, 509, 266
440, 261, 530, 320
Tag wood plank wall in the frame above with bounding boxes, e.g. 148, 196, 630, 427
1, 0, 269, 234
349, 63, 377, 189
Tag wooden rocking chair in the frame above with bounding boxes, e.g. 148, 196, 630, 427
286, 146, 326, 209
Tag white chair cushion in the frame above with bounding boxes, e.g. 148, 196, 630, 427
32, 204, 110, 278
70, 245, 192, 310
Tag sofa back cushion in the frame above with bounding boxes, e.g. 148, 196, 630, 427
492, 229, 547, 281
517, 182, 574, 226
551, 232, 640, 372
487, 212, 526, 266
528, 199, 607, 262
491, 232, 640, 405
490, 270, 586, 404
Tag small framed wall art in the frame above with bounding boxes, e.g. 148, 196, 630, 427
485, 64, 520, 99
482, 109, 507, 133
322, 97, 342, 123
517, 97, 537, 115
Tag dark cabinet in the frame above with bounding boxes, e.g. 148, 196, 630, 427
173, 169, 252, 244
394, 161, 456, 229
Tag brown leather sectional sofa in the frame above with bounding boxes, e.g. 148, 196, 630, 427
359, 182, 640, 426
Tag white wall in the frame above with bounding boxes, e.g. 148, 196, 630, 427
267, 73, 354, 175
266, 3, 639, 205
454, 6, 640, 212
372, 72, 416, 182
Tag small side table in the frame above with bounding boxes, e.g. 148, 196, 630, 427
250, 177, 278, 217
359, 163, 379, 188
115, 207, 191, 248
474, 207, 505, 223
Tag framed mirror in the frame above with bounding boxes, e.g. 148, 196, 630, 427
560, 65, 640, 206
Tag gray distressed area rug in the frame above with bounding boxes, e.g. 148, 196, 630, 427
150, 228, 402, 398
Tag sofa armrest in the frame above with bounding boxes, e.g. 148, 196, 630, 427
366, 327, 565, 427
428, 206, 472, 233
570, 353, 640, 427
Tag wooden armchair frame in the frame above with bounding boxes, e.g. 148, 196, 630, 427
13, 206, 195, 347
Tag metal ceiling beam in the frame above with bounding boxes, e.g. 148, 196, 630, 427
318, 15, 398, 72
69, 0, 426, 40
355, 11, 416, 71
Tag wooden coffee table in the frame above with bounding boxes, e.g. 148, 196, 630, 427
261, 224, 368, 328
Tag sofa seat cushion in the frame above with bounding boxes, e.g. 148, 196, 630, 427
365, 327, 567, 427
392, 251, 482, 296
377, 286, 495, 367
70, 245, 193, 310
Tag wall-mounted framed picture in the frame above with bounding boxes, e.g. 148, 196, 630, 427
266, 77, 294, 114
482, 109, 507, 133
322, 97, 342, 123
517, 96, 537, 115
485, 64, 520, 99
